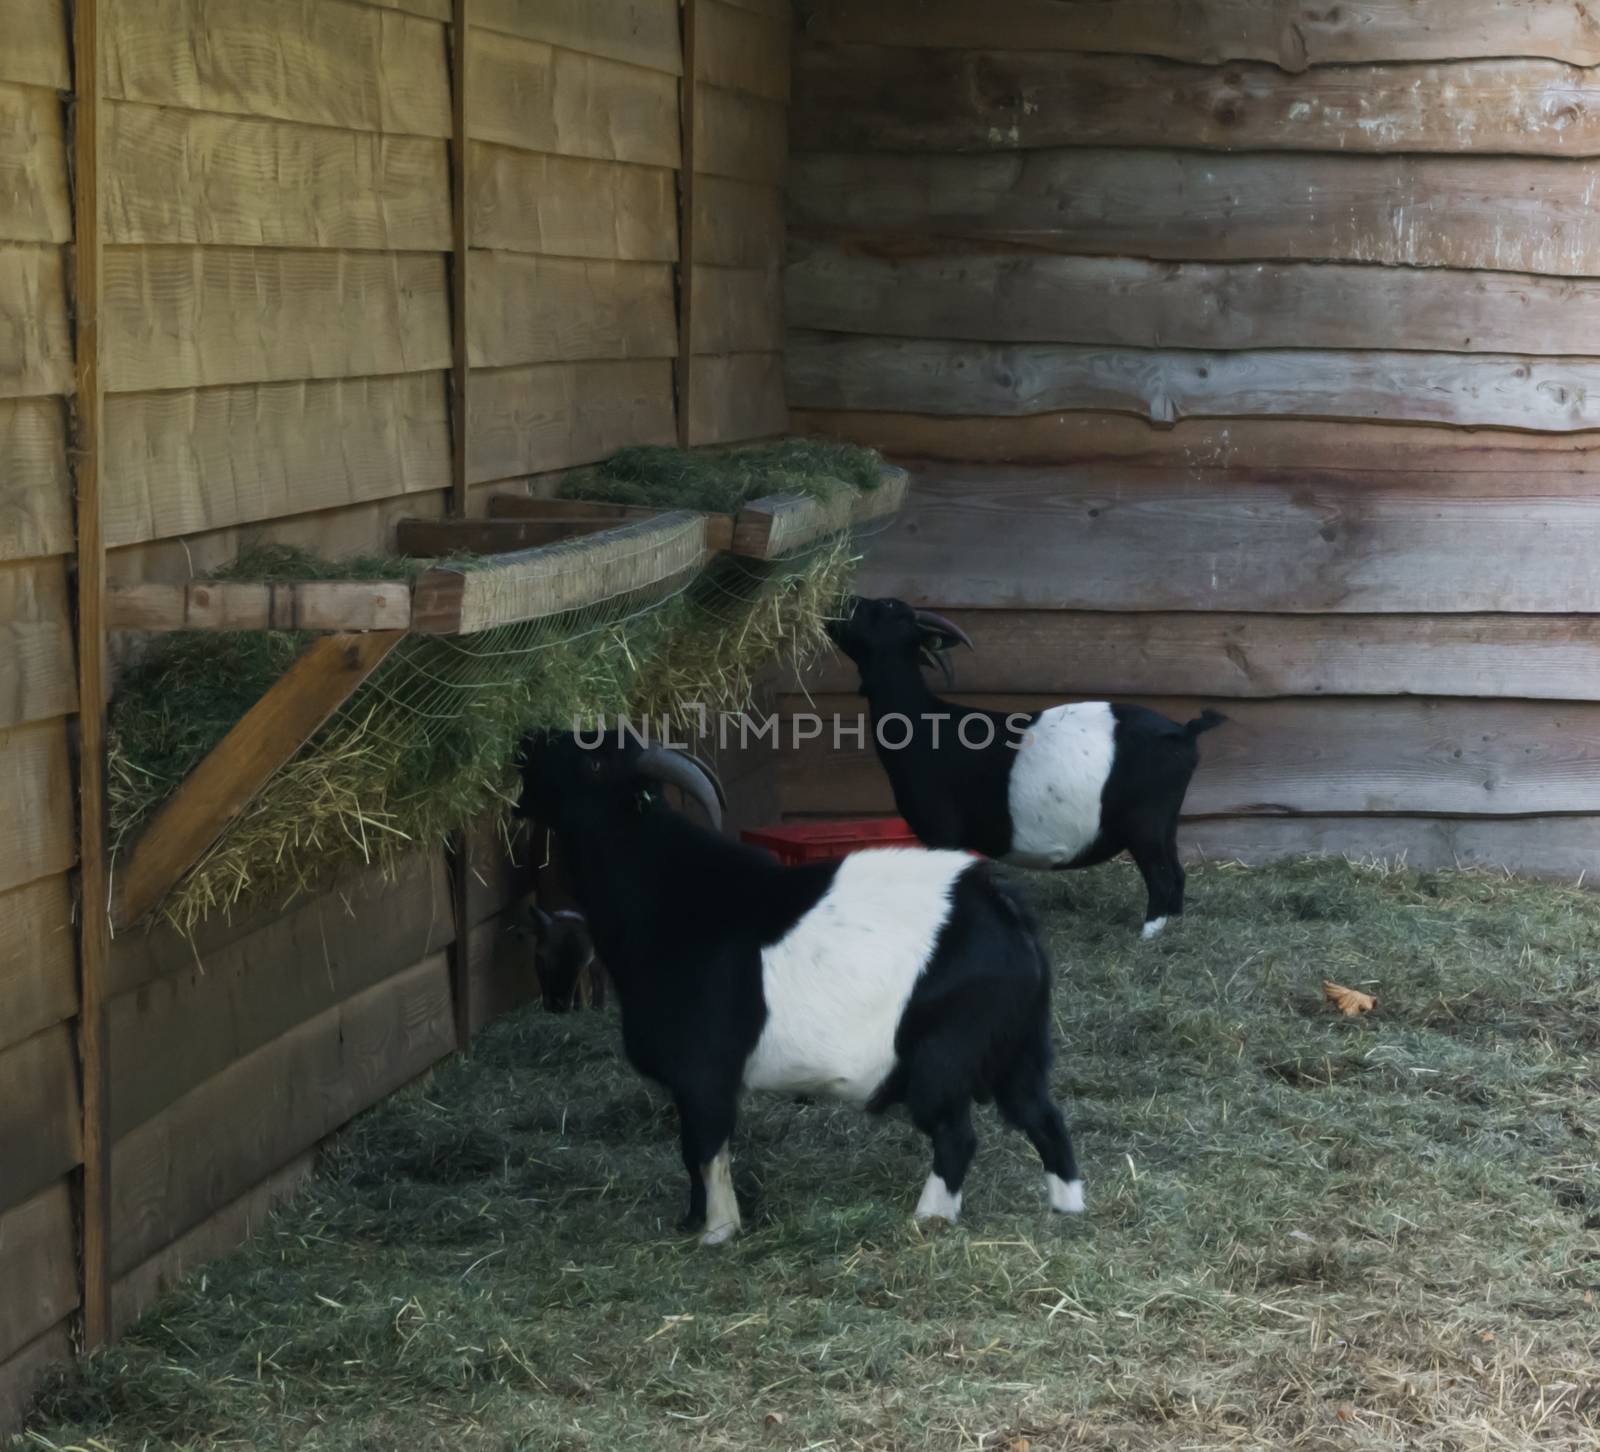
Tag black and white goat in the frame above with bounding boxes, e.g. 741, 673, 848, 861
515, 733, 1082, 1245
828, 597, 1225, 940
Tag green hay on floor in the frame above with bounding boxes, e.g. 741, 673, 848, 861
23, 858, 1600, 1451
562, 438, 884, 513
109, 510, 862, 934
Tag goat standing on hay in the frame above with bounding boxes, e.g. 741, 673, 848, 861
828, 596, 1226, 939
514, 733, 1083, 1245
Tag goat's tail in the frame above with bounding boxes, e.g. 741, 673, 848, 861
1184, 708, 1228, 739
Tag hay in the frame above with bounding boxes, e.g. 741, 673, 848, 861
561, 438, 884, 513
23, 858, 1600, 1450
108, 442, 875, 934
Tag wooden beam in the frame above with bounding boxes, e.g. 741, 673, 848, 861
785, 245, 1600, 358
0, 1182, 77, 1367
778, 692, 1600, 819
445, 9, 475, 1056
450, 0, 468, 516
1181, 815, 1600, 883
70, 0, 111, 1353
107, 580, 412, 633
107, 853, 452, 1139
488, 495, 737, 551
797, 0, 1600, 69
796, 610, 1600, 704
787, 409, 1600, 474
849, 464, 1600, 615
112, 1153, 312, 1336
111, 632, 405, 931
792, 48, 1600, 158
411, 513, 710, 634
397, 516, 630, 555
675, 0, 700, 447
786, 333, 1600, 432
789, 150, 1600, 278
109, 954, 453, 1278
0, 1023, 81, 1217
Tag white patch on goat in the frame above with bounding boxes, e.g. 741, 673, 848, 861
1047, 1174, 1085, 1214
915, 1172, 962, 1223
1141, 916, 1168, 941
701, 1145, 740, 1246
742, 849, 971, 1104
1004, 703, 1117, 868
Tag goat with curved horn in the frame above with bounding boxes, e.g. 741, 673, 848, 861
636, 747, 724, 832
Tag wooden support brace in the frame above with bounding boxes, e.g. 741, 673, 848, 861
447, 0, 474, 1045
449, 0, 469, 517
107, 581, 413, 633
71, 0, 112, 1351
111, 632, 406, 931
675, 0, 700, 446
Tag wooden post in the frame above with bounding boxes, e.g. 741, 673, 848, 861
447, 0, 473, 1046
69, 0, 112, 1350
449, 0, 469, 515
675, 0, 699, 447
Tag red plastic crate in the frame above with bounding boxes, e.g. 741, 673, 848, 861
741, 817, 922, 865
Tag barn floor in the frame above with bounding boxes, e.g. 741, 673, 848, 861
22, 859, 1600, 1451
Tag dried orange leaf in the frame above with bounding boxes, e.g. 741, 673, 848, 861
1324, 980, 1377, 1017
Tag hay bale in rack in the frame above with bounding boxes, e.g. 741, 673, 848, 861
106, 441, 897, 933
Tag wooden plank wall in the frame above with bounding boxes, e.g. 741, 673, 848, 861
465, 0, 791, 509
783, 2, 1600, 875
4, 0, 794, 1427
0, 0, 84, 1415
98, 0, 455, 590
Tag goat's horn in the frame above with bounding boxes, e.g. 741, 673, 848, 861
913, 609, 974, 651
679, 750, 729, 811
635, 748, 724, 832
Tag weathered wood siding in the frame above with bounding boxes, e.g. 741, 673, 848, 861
0, 0, 80, 1418
6, 0, 797, 1425
465, 0, 791, 505
785, 6, 1600, 873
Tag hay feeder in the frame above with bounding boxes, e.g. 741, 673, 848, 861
106, 456, 908, 934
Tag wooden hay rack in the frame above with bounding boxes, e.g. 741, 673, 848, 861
104, 467, 908, 932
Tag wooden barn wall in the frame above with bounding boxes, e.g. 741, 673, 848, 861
464, 0, 790, 510
4, 0, 792, 1426
782, 1, 1600, 876
0, 0, 84, 1418
462, 0, 792, 826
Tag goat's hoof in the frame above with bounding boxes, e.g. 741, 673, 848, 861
678, 1213, 705, 1235
1048, 1175, 1086, 1215
700, 1221, 738, 1247
913, 1175, 963, 1226
1140, 916, 1168, 941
